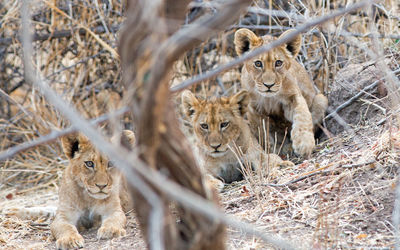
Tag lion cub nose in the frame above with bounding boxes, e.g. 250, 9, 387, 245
95, 183, 107, 190
210, 144, 221, 150
263, 83, 275, 88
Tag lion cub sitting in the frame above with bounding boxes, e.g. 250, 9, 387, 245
51, 130, 135, 250
181, 89, 293, 189
234, 28, 328, 157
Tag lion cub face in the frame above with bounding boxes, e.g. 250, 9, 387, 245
234, 28, 301, 97
181, 90, 249, 158
61, 133, 125, 200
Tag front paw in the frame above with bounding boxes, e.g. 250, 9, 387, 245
56, 233, 84, 250
278, 160, 295, 168
97, 225, 126, 240
292, 131, 315, 157
206, 174, 224, 192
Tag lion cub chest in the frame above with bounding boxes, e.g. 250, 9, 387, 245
76, 208, 102, 230
249, 93, 287, 116
206, 156, 255, 184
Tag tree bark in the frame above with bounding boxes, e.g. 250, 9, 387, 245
118, 0, 251, 249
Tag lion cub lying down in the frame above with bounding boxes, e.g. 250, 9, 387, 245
234, 28, 328, 157
181, 90, 293, 189
51, 131, 134, 250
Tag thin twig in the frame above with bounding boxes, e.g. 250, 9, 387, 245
0, 107, 129, 161
45, 51, 107, 79
232, 25, 400, 40
170, 0, 376, 93
393, 169, 400, 250
265, 170, 334, 187
325, 68, 400, 120
20, 1, 295, 249
341, 160, 376, 168
0, 25, 120, 47
20, 3, 165, 250
265, 159, 376, 187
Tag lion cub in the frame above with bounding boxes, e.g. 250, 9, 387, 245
234, 28, 328, 157
181, 89, 293, 189
51, 130, 135, 250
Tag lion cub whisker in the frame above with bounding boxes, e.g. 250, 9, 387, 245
50, 130, 135, 250
234, 28, 328, 158
181, 90, 294, 192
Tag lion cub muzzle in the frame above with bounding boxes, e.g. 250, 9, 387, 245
85, 171, 113, 199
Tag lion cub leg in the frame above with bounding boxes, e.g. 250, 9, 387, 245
286, 95, 315, 157
311, 93, 328, 126
97, 201, 127, 240
204, 174, 224, 192
51, 210, 84, 250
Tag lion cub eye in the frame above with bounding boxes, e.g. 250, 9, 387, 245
220, 122, 230, 129
254, 60, 263, 68
108, 161, 114, 169
275, 60, 283, 68
84, 161, 95, 169
200, 123, 209, 130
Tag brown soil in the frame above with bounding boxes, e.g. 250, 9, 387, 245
1, 120, 398, 249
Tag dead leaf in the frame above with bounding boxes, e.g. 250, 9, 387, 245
241, 186, 250, 196
355, 233, 367, 239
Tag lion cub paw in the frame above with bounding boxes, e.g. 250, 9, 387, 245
97, 225, 126, 240
292, 131, 315, 157
205, 174, 224, 192
55, 233, 84, 250
278, 160, 295, 168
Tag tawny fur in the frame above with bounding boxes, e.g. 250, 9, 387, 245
181, 90, 294, 190
50, 131, 135, 250
234, 28, 328, 157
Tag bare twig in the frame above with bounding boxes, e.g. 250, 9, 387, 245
0, 25, 120, 47
232, 25, 400, 40
265, 170, 334, 187
20, 4, 165, 250
265, 159, 377, 187
393, 171, 400, 250
0, 107, 129, 161
325, 68, 400, 121
341, 160, 376, 168
43, 0, 119, 58
20, 1, 295, 249
170, 0, 376, 93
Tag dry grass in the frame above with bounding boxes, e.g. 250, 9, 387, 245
1, 0, 400, 249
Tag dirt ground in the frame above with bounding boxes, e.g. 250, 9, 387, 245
1, 120, 399, 249
1, 1, 399, 249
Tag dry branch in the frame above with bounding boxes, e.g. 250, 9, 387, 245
0, 25, 120, 47
170, 0, 376, 93
119, 0, 251, 249
18, 1, 294, 250
0, 107, 129, 161
325, 65, 400, 121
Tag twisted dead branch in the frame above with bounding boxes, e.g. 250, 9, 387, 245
19, 0, 295, 249
0, 107, 129, 161
119, 0, 249, 249
12, 0, 386, 249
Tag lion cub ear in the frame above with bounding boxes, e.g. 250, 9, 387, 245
120, 130, 136, 150
234, 28, 262, 56
181, 90, 199, 118
278, 29, 301, 58
61, 133, 88, 159
229, 90, 249, 117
